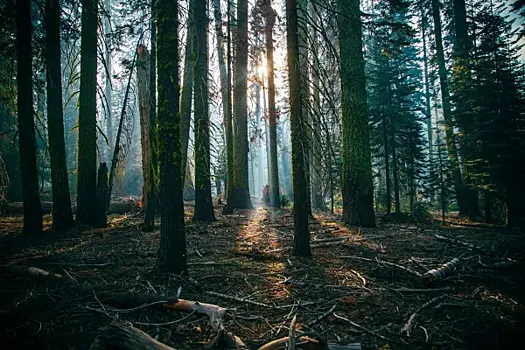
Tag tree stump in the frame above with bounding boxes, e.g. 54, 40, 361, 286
94, 162, 109, 227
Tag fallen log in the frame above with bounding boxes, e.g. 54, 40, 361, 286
89, 322, 175, 350
434, 234, 485, 252
400, 295, 447, 336
423, 258, 460, 283
258, 336, 361, 350
5, 265, 63, 279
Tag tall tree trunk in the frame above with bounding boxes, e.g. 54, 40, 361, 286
382, 113, 391, 215
193, 0, 216, 221
156, 0, 186, 273
452, 0, 480, 218
310, 4, 323, 210
223, 0, 234, 208
392, 131, 400, 215
337, 0, 375, 227
297, 0, 311, 215
263, 1, 280, 208
104, 0, 112, 154
16, 0, 43, 235
76, 0, 98, 224
421, 8, 433, 159
45, 0, 74, 230
143, 0, 157, 230
180, 0, 195, 175
431, 0, 468, 216
225, 0, 254, 212
137, 45, 154, 229
287, 0, 310, 256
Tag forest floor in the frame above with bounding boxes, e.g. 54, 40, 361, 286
1, 199, 525, 349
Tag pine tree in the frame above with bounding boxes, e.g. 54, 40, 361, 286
338, 0, 375, 226
45, 0, 73, 229
16, 0, 43, 235
156, 0, 186, 273
224, 0, 254, 212
193, 0, 216, 221
287, 0, 310, 256
76, 0, 98, 224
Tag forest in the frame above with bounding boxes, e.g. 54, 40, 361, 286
1, 0, 525, 348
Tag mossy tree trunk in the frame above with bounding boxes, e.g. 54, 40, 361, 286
193, 0, 216, 221
224, 0, 253, 212
156, 0, 186, 274
45, 0, 73, 230
286, 0, 310, 256
337, 0, 375, 227
77, 0, 98, 224
16, 0, 43, 235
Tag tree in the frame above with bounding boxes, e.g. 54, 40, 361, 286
137, 44, 155, 230
193, 0, 216, 221
337, 0, 375, 226
224, 0, 254, 212
286, 0, 310, 256
76, 0, 98, 224
45, 0, 73, 229
143, 0, 157, 231
430, 0, 469, 217
16, 0, 43, 235
104, 0, 112, 153
259, 0, 279, 208
156, 0, 186, 273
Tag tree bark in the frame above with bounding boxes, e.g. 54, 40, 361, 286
144, 2, 158, 228
263, 1, 280, 208
337, 0, 375, 227
45, 0, 73, 230
156, 0, 186, 274
16, 0, 43, 235
104, 0, 112, 154
226, 0, 254, 211
180, 0, 195, 175
77, 0, 98, 224
298, 0, 312, 215
286, 0, 311, 256
193, 0, 216, 221
94, 162, 109, 228
137, 45, 154, 230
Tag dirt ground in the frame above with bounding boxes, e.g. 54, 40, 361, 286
1, 201, 524, 349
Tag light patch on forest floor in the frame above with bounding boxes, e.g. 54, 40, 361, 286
1, 202, 525, 349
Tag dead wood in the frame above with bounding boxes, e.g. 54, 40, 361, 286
423, 258, 460, 283
341, 256, 422, 277
265, 239, 346, 253
305, 304, 337, 328
6, 265, 63, 279
204, 290, 275, 309
89, 321, 175, 350
400, 295, 447, 336
391, 287, 452, 293
434, 234, 485, 252
332, 313, 392, 342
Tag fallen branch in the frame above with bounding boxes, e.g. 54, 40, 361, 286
333, 313, 392, 342
435, 234, 485, 252
390, 287, 452, 293
423, 258, 460, 283
266, 239, 346, 253
48, 262, 112, 268
341, 256, 422, 277
6, 265, 63, 279
204, 290, 276, 309
400, 295, 447, 336
305, 305, 337, 328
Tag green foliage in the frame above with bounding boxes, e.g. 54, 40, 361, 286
279, 193, 291, 207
